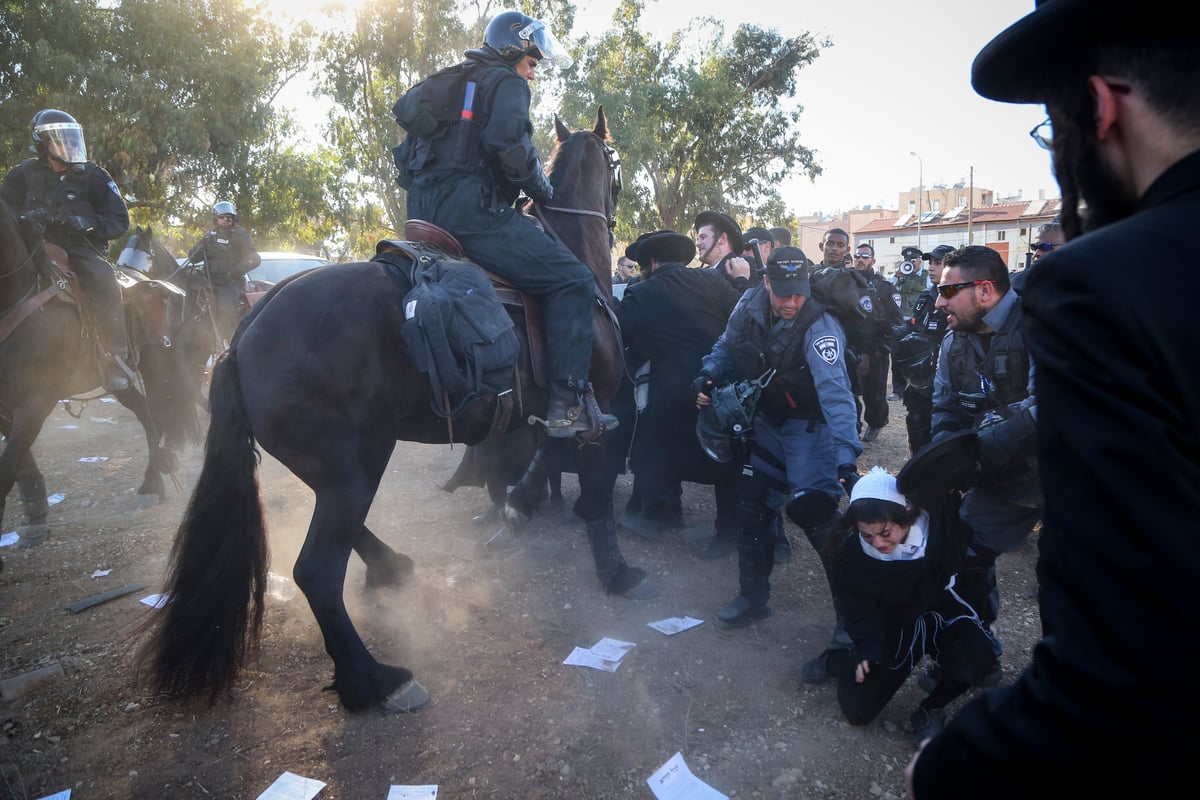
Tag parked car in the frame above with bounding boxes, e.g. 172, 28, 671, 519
245, 251, 333, 285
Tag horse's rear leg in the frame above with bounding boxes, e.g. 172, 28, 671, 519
295, 493, 429, 713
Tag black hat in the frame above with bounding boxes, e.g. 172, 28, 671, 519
694, 210, 743, 254
764, 246, 811, 297
626, 230, 696, 269
971, 0, 1189, 103
743, 226, 774, 247
901, 246, 923, 260
924, 244, 956, 261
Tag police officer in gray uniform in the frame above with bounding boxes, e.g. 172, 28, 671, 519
931, 245, 1040, 634
392, 10, 614, 437
693, 246, 862, 631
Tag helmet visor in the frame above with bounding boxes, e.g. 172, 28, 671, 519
520, 19, 573, 69
37, 122, 87, 164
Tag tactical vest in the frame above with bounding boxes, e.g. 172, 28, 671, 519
18, 161, 95, 224
944, 300, 1029, 425
392, 60, 496, 188
752, 299, 827, 425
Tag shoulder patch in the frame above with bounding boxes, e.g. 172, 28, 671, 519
107, 181, 121, 196
813, 335, 840, 365
858, 295, 874, 314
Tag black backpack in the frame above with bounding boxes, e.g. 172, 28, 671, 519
374, 242, 520, 418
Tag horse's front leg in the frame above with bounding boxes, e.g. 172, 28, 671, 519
354, 524, 414, 591
0, 402, 54, 538
112, 385, 172, 503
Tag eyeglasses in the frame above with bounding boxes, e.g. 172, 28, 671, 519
1031, 241, 1061, 253
936, 280, 992, 299
1029, 117, 1052, 151
853, 254, 872, 260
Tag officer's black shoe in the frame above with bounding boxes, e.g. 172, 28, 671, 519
861, 426, 882, 443
696, 530, 737, 560
102, 358, 131, 394
910, 705, 946, 748
800, 648, 846, 684
544, 384, 619, 438
715, 594, 772, 630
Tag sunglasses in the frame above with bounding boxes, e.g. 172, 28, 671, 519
936, 279, 992, 299
1029, 117, 1053, 151
853, 254, 872, 260
1031, 242, 1061, 253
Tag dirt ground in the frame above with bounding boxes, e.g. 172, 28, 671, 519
0, 391, 1041, 800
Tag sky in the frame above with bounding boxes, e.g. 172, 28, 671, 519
267, 0, 1056, 217
569, 0, 1057, 215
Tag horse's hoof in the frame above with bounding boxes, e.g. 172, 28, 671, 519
472, 505, 501, 526
133, 493, 160, 510
502, 503, 529, 533
382, 679, 430, 714
620, 577, 659, 601
15, 524, 49, 548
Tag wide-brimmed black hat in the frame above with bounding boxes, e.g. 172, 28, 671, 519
764, 246, 811, 297
694, 210, 743, 254
972, 0, 1193, 103
626, 230, 696, 269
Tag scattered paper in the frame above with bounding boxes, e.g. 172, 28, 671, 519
648, 617, 704, 636
647, 752, 727, 800
92, 569, 112, 578
387, 786, 438, 800
34, 791, 71, 800
140, 593, 170, 609
563, 637, 636, 672
256, 771, 326, 800
78, 456, 109, 463
59, 424, 79, 430
90, 417, 117, 424
100, 397, 116, 403
0, 532, 18, 548
48, 493, 64, 505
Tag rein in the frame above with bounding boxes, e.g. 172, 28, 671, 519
535, 133, 621, 250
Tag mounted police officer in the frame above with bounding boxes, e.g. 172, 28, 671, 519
693, 246, 861, 637
185, 201, 261, 343
893, 243, 954, 453
1, 109, 131, 393
392, 9, 614, 438
931, 245, 1040, 640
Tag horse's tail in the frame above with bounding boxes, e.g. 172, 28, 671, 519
141, 347, 267, 702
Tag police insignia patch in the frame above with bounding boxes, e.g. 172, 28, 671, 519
859, 296, 874, 313
814, 335, 839, 365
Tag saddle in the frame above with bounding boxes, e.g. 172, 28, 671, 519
403, 219, 548, 388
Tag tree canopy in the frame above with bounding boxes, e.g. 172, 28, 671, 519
0, 0, 828, 258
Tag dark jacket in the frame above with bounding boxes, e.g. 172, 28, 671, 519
187, 226, 260, 283
618, 262, 741, 482
1, 157, 129, 250
912, 149, 1200, 798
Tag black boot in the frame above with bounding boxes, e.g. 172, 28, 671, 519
544, 382, 618, 439
586, 513, 657, 599
716, 520, 774, 629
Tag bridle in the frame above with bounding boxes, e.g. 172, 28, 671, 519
535, 133, 622, 249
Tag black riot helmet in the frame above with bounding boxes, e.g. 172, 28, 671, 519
894, 331, 936, 389
484, 10, 573, 69
695, 377, 769, 463
212, 201, 238, 222
31, 109, 87, 164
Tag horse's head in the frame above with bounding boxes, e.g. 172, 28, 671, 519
0, 197, 40, 302
118, 226, 155, 274
542, 107, 622, 284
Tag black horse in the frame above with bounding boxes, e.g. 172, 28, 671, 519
0, 203, 196, 539
143, 108, 650, 714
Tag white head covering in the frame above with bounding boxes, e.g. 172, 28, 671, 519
850, 466, 907, 507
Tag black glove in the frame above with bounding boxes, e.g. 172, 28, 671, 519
690, 373, 714, 397
524, 171, 554, 204
837, 463, 860, 496
20, 208, 51, 226
64, 215, 96, 234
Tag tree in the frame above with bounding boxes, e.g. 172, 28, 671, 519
558, 0, 827, 242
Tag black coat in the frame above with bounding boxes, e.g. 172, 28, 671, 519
617, 262, 742, 483
912, 149, 1200, 797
